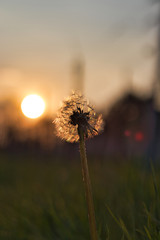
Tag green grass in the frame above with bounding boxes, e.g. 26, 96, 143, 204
0, 152, 160, 240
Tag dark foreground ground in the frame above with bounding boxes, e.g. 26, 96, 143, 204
0, 151, 160, 240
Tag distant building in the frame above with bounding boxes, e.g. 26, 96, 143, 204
87, 94, 159, 160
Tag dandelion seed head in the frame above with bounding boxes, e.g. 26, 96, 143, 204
54, 92, 104, 142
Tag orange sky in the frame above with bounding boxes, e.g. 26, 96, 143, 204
0, 0, 159, 115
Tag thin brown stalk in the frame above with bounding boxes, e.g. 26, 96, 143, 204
78, 126, 98, 240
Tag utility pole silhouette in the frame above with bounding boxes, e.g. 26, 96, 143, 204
71, 58, 85, 94
150, 2, 160, 162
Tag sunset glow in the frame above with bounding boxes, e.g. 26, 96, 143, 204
21, 94, 45, 119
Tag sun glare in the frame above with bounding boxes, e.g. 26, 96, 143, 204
21, 94, 45, 119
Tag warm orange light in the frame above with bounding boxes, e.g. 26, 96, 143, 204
21, 94, 45, 119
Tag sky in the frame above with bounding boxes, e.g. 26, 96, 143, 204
0, 0, 159, 115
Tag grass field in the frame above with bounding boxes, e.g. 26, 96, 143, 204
0, 152, 160, 240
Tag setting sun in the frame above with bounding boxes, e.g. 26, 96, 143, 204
21, 94, 45, 119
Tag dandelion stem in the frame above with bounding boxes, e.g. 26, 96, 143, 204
78, 126, 98, 240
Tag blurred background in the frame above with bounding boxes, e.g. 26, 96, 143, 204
1, 1, 160, 239
0, 0, 160, 160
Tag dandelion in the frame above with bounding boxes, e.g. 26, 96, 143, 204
54, 91, 103, 240
54, 92, 103, 142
